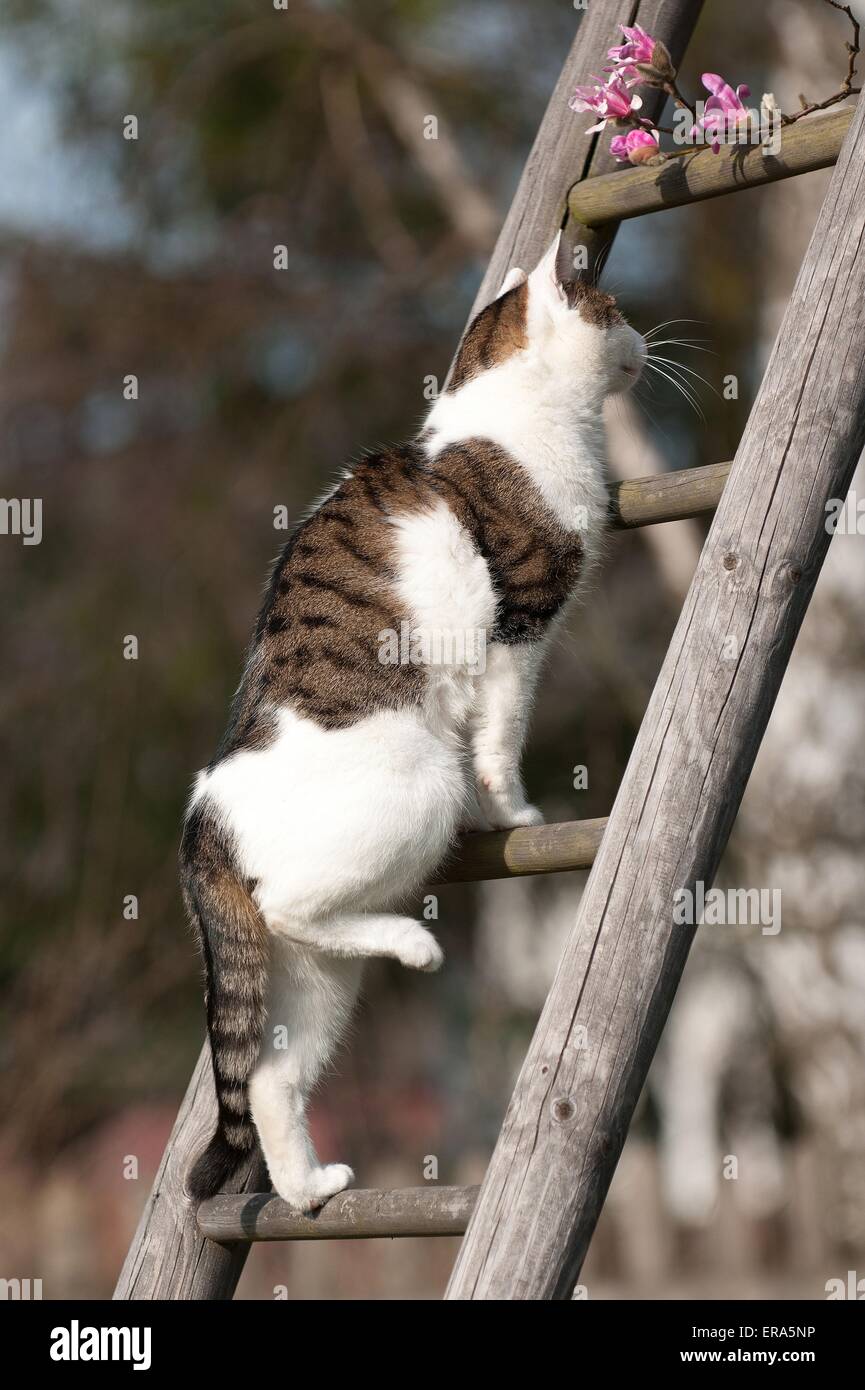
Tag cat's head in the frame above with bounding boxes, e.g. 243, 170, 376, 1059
448, 233, 645, 404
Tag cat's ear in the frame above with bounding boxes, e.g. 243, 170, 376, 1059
529, 232, 570, 309
496, 266, 527, 299
529, 231, 590, 313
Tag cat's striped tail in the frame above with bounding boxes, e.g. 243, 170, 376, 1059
180, 800, 269, 1201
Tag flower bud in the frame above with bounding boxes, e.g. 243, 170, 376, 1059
632, 62, 667, 88
651, 41, 676, 81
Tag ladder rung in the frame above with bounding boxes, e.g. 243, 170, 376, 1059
569, 104, 852, 228
435, 816, 606, 884
609, 460, 730, 530
197, 1185, 478, 1242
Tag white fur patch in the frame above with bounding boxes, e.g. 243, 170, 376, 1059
389, 501, 497, 729
195, 704, 466, 928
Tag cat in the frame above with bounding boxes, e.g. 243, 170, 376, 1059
181, 233, 645, 1210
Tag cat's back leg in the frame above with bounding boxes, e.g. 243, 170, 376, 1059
249, 941, 362, 1211
261, 909, 444, 971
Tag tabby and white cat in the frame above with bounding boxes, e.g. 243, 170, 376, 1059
181, 234, 645, 1209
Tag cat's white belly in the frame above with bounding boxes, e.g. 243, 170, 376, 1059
195, 703, 467, 928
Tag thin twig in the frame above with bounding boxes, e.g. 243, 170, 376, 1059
781, 0, 860, 124
666, 77, 697, 117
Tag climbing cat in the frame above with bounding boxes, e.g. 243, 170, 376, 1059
181, 234, 645, 1209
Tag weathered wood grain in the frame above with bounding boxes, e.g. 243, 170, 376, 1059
608, 460, 730, 529
198, 1186, 478, 1242
435, 817, 607, 885
113, 1044, 268, 1300
569, 105, 853, 228
446, 93, 865, 1301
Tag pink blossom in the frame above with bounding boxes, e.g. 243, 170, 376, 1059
606, 23, 656, 83
610, 127, 660, 165
569, 73, 643, 133
700, 73, 753, 153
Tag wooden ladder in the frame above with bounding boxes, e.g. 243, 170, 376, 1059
115, 1, 865, 1300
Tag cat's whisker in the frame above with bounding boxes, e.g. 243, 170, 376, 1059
655, 372, 709, 421
645, 360, 706, 422
645, 318, 681, 338
592, 240, 615, 285
650, 355, 717, 400
647, 353, 720, 398
644, 317, 707, 341
648, 355, 709, 405
647, 338, 714, 354
666, 379, 705, 424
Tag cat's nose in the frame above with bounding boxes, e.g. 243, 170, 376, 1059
629, 333, 648, 378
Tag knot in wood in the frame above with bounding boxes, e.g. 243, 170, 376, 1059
552, 1096, 575, 1123
722, 552, 738, 571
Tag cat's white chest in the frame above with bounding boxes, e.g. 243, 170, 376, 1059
389, 500, 498, 737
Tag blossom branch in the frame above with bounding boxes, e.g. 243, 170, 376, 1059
569, 2, 861, 165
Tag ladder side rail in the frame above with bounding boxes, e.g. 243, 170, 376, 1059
113, 1046, 267, 1300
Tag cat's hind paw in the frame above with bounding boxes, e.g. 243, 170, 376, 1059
394, 924, 444, 973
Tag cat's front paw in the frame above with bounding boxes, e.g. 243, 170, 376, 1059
274, 1163, 355, 1213
476, 774, 545, 831
497, 802, 545, 829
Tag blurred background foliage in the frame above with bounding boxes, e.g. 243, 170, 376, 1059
1, 0, 863, 1298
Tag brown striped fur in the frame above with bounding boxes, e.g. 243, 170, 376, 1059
212, 438, 582, 752
181, 804, 270, 1198
427, 441, 584, 642
447, 275, 621, 391
215, 449, 428, 751
209, 269, 626, 755
448, 279, 529, 391
561, 278, 624, 329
